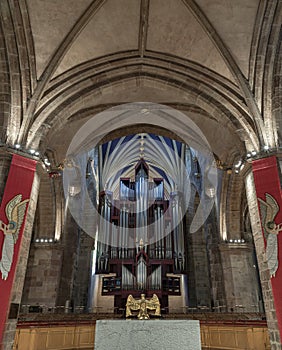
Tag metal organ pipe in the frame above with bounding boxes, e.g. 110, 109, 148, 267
119, 209, 123, 259
166, 222, 172, 258
178, 206, 185, 270
154, 209, 158, 258
125, 209, 129, 258
160, 209, 164, 259
120, 208, 128, 259
136, 180, 140, 244
173, 202, 179, 270
105, 201, 110, 247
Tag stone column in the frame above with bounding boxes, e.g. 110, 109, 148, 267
245, 166, 282, 349
0, 154, 41, 350
219, 242, 262, 313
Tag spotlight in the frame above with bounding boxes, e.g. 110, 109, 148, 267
14, 144, 21, 149
241, 239, 245, 243
35, 238, 39, 243
246, 153, 252, 158
263, 145, 269, 151
234, 160, 242, 168
49, 238, 53, 243
34, 151, 40, 156
29, 149, 35, 154
44, 239, 48, 243
234, 239, 238, 243
229, 239, 233, 243
235, 169, 239, 174
40, 238, 44, 243
251, 150, 257, 156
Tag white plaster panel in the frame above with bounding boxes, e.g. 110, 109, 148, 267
195, 0, 260, 77
55, 0, 140, 76
27, 0, 93, 78
147, 0, 235, 82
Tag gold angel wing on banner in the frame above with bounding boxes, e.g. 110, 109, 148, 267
5, 194, 22, 221
5, 195, 29, 243
258, 193, 279, 238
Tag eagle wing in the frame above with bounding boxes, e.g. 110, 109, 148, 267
126, 294, 140, 317
10, 198, 29, 243
146, 294, 160, 311
258, 193, 279, 237
126, 295, 140, 311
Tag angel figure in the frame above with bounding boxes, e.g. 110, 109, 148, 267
126, 293, 161, 319
0, 194, 29, 280
258, 193, 282, 278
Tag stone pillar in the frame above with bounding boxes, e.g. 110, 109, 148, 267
21, 243, 63, 310
219, 242, 262, 313
0, 154, 40, 350
72, 230, 94, 312
56, 211, 79, 309
0, 152, 12, 202
186, 224, 211, 308
245, 163, 282, 349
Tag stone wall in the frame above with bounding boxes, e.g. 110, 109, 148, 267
220, 243, 262, 313
21, 244, 63, 308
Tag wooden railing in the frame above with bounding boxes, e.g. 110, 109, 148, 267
13, 315, 270, 350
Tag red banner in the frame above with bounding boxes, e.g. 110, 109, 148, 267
252, 156, 282, 340
0, 154, 37, 344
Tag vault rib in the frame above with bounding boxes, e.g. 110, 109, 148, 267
138, 0, 150, 57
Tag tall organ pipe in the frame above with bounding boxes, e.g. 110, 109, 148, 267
160, 209, 164, 259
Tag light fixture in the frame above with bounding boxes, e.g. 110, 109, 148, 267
34, 151, 40, 156
40, 238, 44, 243
35, 238, 39, 243
241, 239, 245, 243
263, 145, 269, 151
49, 238, 53, 243
235, 169, 239, 174
246, 153, 252, 158
14, 144, 21, 149
229, 239, 233, 243
29, 149, 36, 154
234, 160, 242, 168
251, 150, 257, 156
44, 158, 51, 166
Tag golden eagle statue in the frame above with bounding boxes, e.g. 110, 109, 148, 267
0, 194, 29, 280
258, 193, 282, 278
126, 293, 161, 319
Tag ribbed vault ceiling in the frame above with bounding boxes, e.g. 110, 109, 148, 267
0, 0, 280, 168
26, 0, 259, 81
